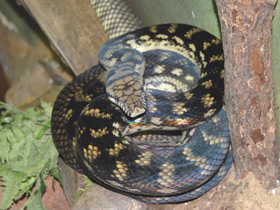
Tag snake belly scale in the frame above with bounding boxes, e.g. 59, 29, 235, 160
51, 24, 232, 204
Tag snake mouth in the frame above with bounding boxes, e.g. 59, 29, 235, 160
124, 130, 190, 147
127, 106, 146, 118
108, 94, 146, 118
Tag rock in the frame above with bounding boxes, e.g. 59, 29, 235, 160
58, 158, 80, 205
72, 184, 150, 210
0, 64, 10, 101
5, 61, 55, 105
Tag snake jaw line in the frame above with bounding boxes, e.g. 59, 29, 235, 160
121, 100, 146, 118
108, 94, 146, 118
129, 106, 145, 118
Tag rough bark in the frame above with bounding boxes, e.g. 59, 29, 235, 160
214, 0, 279, 189
18, 0, 108, 75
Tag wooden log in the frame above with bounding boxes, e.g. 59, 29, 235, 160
17, 0, 109, 204
215, 0, 279, 189
19, 0, 109, 75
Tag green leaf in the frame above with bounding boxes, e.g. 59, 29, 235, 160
0, 100, 60, 209
36, 124, 50, 140
73, 176, 94, 202
38, 175, 47, 195
0, 171, 22, 210
50, 167, 63, 187
21, 192, 46, 210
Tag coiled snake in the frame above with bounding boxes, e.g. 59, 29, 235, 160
51, 1, 232, 204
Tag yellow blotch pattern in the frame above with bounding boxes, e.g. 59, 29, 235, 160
75, 90, 92, 102
135, 152, 152, 166
108, 142, 125, 156
184, 92, 193, 100
203, 42, 211, 50
90, 127, 109, 138
112, 161, 129, 181
64, 109, 73, 121
184, 27, 201, 39
168, 24, 177, 34
220, 69, 225, 79
83, 145, 101, 162
149, 25, 157, 33
201, 94, 214, 108
84, 108, 112, 119
172, 103, 187, 115
202, 80, 213, 89
157, 163, 175, 186
209, 54, 224, 63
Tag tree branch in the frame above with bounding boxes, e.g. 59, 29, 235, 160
215, 0, 279, 189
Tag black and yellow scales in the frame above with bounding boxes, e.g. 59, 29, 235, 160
51, 23, 232, 204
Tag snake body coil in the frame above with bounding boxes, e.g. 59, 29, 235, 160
51, 23, 232, 204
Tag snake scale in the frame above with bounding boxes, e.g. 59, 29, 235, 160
51, 0, 232, 204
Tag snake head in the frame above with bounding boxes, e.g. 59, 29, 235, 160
105, 69, 146, 118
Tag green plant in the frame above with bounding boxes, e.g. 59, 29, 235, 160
0, 100, 61, 210
73, 176, 94, 202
